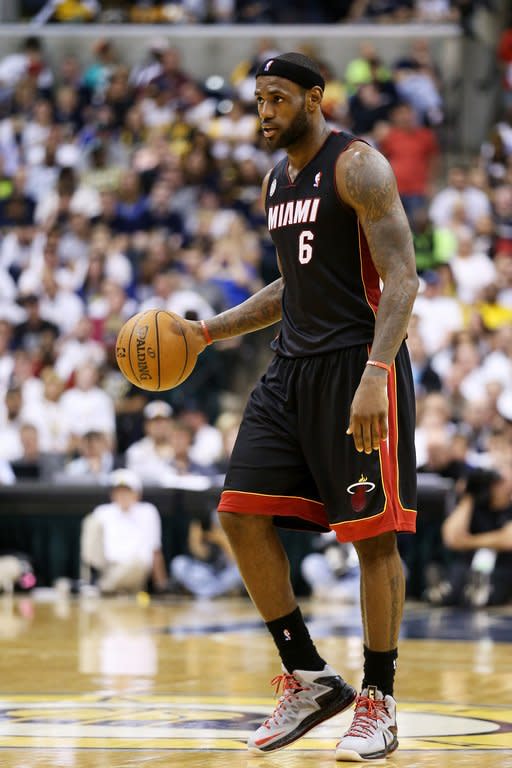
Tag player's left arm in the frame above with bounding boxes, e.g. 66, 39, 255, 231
336, 143, 419, 453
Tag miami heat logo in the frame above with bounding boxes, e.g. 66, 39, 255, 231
313, 171, 322, 188
347, 475, 376, 513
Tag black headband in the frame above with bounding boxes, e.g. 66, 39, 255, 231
255, 57, 325, 91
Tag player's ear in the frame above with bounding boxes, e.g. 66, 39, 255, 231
307, 86, 323, 111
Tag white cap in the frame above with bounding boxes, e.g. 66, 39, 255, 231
144, 400, 173, 420
110, 468, 142, 494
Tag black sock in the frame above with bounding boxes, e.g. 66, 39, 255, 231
265, 606, 326, 673
362, 645, 398, 697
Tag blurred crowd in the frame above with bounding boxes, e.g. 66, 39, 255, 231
0, 31, 511, 604
18, 0, 490, 26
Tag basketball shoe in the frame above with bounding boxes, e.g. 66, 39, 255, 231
247, 665, 356, 753
335, 685, 398, 761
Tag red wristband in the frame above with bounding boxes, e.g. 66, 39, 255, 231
200, 320, 212, 345
366, 359, 391, 373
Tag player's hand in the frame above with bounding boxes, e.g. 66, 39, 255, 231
346, 369, 388, 453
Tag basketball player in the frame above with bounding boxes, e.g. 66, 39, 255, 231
185, 52, 419, 761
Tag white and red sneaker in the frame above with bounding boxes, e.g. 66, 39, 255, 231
248, 664, 356, 753
335, 685, 398, 761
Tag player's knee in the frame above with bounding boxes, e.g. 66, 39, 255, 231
218, 511, 272, 543
353, 531, 398, 563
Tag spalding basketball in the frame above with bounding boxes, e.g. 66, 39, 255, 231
115, 310, 198, 391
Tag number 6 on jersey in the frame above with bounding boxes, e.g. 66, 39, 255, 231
299, 230, 314, 264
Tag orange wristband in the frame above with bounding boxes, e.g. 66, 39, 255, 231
200, 320, 212, 345
366, 359, 391, 373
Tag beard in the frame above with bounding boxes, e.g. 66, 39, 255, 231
273, 103, 309, 150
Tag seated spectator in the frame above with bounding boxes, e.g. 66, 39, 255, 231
0, 320, 15, 398
301, 531, 360, 603
60, 429, 115, 483
432, 465, 512, 607
125, 400, 175, 483
180, 404, 223, 468
406, 326, 442, 396
59, 362, 116, 451
139, 270, 215, 320
34, 166, 101, 228
165, 419, 215, 481
0, 385, 25, 462
378, 102, 439, 222
411, 206, 455, 274
0, 223, 43, 284
10, 423, 44, 480
80, 468, 168, 595
21, 366, 69, 453
412, 270, 464, 355
449, 230, 496, 305
170, 508, 242, 598
429, 164, 492, 231
54, 315, 106, 384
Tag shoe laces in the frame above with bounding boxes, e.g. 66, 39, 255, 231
345, 693, 389, 738
261, 673, 307, 729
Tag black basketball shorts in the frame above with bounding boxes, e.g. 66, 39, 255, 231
218, 343, 417, 542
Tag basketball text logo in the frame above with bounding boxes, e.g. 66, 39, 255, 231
136, 325, 153, 381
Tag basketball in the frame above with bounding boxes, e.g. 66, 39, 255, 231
115, 310, 198, 391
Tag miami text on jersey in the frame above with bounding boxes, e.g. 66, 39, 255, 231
267, 198, 320, 231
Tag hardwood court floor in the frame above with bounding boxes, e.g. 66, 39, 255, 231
0, 593, 511, 768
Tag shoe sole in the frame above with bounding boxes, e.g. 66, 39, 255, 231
335, 737, 399, 762
248, 686, 357, 754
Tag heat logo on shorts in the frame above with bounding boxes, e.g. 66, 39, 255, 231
347, 475, 376, 513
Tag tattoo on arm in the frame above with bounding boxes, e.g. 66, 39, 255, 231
207, 278, 283, 341
339, 145, 419, 365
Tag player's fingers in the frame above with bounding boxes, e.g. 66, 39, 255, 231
371, 416, 382, 451
362, 419, 373, 454
347, 419, 364, 453
379, 412, 388, 442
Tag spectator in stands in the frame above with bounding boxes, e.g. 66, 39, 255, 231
436, 465, 512, 606
59, 362, 116, 451
167, 419, 216, 479
80, 468, 168, 594
412, 270, 464, 356
0, 223, 42, 284
170, 507, 242, 598
10, 422, 44, 480
21, 366, 69, 453
406, 324, 443, 396
125, 400, 175, 483
54, 315, 106, 384
11, 292, 59, 370
0, 385, 24, 461
180, 404, 223, 468
0, 320, 15, 397
449, 230, 496, 305
379, 102, 439, 221
429, 164, 491, 231
61, 429, 115, 483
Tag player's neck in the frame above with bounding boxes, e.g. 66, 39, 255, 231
286, 123, 330, 182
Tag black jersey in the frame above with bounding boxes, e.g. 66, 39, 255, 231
265, 131, 381, 357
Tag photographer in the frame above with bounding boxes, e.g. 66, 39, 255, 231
435, 466, 512, 607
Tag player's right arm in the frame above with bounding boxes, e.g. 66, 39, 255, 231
187, 171, 284, 350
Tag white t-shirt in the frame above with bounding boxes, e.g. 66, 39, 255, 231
92, 501, 162, 567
